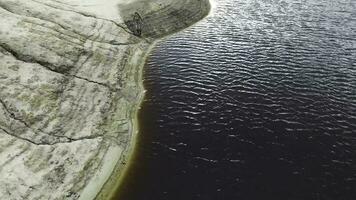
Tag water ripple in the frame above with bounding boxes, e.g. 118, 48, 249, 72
123, 0, 356, 199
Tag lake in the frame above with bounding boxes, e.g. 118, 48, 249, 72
115, 0, 356, 199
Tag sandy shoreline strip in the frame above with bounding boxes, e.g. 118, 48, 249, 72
94, 1, 212, 199
93, 43, 155, 200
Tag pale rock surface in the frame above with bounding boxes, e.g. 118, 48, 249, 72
0, 0, 210, 199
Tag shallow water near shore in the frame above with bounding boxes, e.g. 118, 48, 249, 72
114, 0, 356, 199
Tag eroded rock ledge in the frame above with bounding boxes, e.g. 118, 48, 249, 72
0, 0, 210, 200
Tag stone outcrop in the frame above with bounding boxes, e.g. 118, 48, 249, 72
0, 0, 210, 199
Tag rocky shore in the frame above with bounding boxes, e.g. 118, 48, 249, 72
0, 0, 210, 199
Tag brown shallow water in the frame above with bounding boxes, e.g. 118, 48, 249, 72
113, 0, 356, 199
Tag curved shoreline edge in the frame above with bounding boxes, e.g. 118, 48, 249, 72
92, 43, 152, 200
93, 1, 212, 199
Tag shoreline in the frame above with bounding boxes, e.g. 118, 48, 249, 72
93, 42, 155, 200
94, 1, 212, 199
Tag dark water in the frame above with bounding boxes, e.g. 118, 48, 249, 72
115, 0, 356, 199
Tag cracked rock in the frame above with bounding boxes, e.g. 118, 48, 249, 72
0, 0, 211, 200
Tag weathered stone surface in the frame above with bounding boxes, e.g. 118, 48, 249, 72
0, 0, 210, 199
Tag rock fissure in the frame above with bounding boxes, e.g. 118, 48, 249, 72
0, 98, 102, 145
30, 0, 136, 37
0, 43, 121, 92
72, 75, 121, 93
0, 126, 44, 145
0, 126, 104, 146
0, 42, 72, 75
0, 3, 138, 48
0, 99, 33, 129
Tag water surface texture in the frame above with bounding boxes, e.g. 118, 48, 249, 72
116, 0, 356, 199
